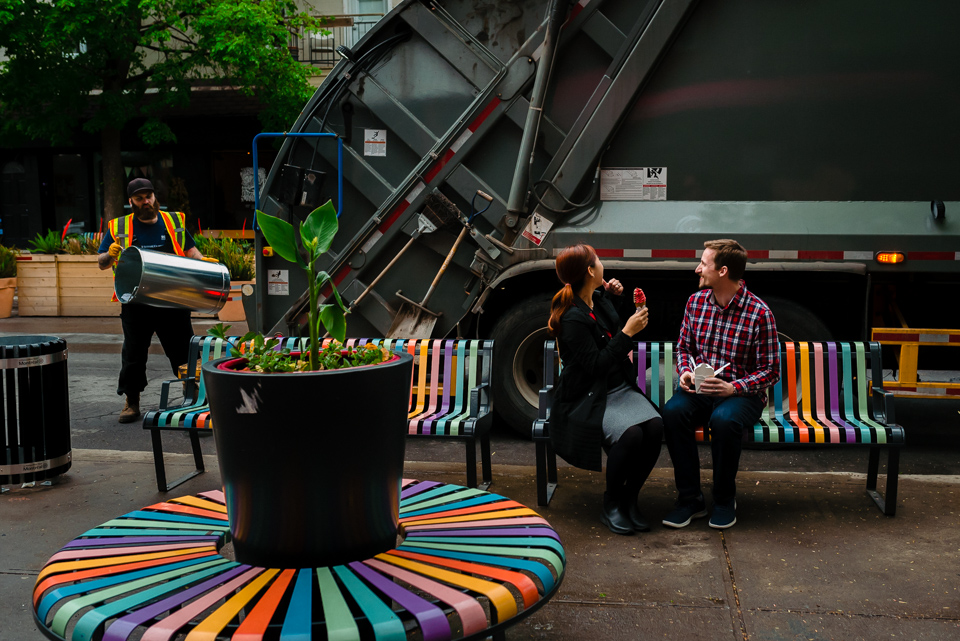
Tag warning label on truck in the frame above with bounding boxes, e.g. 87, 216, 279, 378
267, 270, 289, 296
364, 129, 387, 157
600, 168, 667, 201
522, 212, 553, 246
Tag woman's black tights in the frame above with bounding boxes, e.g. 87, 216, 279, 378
606, 417, 664, 501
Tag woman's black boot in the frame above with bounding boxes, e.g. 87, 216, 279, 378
621, 496, 651, 532
601, 491, 634, 535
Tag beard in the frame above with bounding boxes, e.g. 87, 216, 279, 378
132, 200, 157, 220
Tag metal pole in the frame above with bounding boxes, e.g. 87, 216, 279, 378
505, 0, 568, 221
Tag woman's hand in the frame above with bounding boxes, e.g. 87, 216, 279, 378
602, 278, 623, 296
622, 305, 649, 337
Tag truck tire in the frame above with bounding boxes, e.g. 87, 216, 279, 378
762, 296, 833, 342
490, 294, 554, 437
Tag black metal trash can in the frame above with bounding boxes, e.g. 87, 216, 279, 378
0, 336, 71, 486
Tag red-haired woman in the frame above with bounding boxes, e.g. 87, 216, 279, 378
547, 243, 662, 535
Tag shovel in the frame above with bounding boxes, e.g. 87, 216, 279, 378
387, 190, 492, 338
387, 225, 468, 338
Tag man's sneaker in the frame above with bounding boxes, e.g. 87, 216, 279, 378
709, 500, 737, 529
662, 498, 708, 528
118, 394, 141, 424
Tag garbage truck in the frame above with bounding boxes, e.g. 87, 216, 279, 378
250, 0, 960, 434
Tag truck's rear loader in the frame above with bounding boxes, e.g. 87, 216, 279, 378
252, 0, 960, 433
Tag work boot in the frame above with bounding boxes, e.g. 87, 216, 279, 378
118, 394, 141, 424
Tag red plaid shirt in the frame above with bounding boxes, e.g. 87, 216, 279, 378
676, 280, 780, 399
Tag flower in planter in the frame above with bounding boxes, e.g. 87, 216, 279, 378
208, 200, 389, 371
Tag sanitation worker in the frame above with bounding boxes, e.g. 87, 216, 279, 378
98, 178, 207, 423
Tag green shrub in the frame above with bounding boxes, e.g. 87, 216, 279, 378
27, 230, 64, 254
194, 235, 255, 280
0, 244, 18, 278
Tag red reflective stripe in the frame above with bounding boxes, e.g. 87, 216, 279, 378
424, 148, 456, 183
378, 200, 410, 234
908, 251, 955, 260
872, 332, 919, 341
595, 249, 623, 257
747, 250, 770, 259
651, 249, 697, 258
467, 97, 501, 132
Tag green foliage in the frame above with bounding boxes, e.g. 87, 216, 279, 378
27, 230, 64, 254
194, 235, 255, 280
63, 235, 101, 255
255, 200, 350, 371
0, 244, 18, 278
207, 324, 388, 373
0, 0, 318, 145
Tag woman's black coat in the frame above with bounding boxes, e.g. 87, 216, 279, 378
549, 289, 639, 471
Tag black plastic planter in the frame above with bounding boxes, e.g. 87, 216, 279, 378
203, 351, 413, 568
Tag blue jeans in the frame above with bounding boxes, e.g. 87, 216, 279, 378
662, 389, 766, 506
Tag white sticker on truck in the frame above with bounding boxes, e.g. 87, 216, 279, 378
364, 129, 387, 157
601, 168, 667, 201
267, 269, 289, 295
522, 212, 553, 246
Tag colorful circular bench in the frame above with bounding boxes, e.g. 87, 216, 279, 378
33, 479, 565, 641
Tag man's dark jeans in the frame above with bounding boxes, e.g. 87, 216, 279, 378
662, 389, 766, 506
118, 303, 193, 397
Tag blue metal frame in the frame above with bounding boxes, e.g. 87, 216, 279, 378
251, 132, 343, 226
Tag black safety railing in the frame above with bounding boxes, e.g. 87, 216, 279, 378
288, 14, 384, 67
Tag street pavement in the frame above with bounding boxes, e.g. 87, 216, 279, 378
2, 315, 959, 640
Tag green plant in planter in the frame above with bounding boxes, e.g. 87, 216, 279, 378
208, 200, 384, 372
0, 244, 18, 278
219, 237, 255, 281
27, 229, 64, 254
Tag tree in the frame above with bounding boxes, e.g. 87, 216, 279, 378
0, 0, 321, 221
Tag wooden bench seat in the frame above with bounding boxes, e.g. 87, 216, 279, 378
144, 336, 493, 492
533, 341, 904, 515
32, 481, 565, 641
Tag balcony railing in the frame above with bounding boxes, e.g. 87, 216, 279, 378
288, 14, 383, 67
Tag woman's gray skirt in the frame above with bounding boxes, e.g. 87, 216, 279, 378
602, 382, 660, 449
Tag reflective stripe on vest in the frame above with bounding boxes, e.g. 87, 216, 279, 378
108, 211, 188, 301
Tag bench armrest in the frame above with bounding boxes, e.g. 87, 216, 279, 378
470, 382, 492, 418
537, 385, 554, 420
158, 378, 181, 410
871, 385, 897, 425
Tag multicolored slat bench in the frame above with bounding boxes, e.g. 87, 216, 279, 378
142, 336, 303, 493
383, 339, 494, 490
32, 480, 565, 641
144, 337, 494, 493
533, 341, 904, 515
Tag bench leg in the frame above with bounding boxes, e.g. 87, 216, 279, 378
536, 439, 558, 507
866, 445, 900, 516
150, 428, 206, 493
465, 437, 479, 489
478, 433, 492, 491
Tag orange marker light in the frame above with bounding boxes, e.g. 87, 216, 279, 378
875, 252, 905, 264
262, 247, 274, 257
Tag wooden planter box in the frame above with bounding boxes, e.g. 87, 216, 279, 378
16, 254, 59, 316
57, 255, 119, 316
16, 255, 120, 316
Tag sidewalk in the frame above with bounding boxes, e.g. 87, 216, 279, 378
4, 453, 959, 640
2, 315, 960, 640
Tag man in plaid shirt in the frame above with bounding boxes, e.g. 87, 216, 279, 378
662, 239, 780, 530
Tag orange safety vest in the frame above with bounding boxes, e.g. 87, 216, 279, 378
108, 210, 188, 301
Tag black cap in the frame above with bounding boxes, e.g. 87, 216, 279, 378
127, 178, 154, 198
